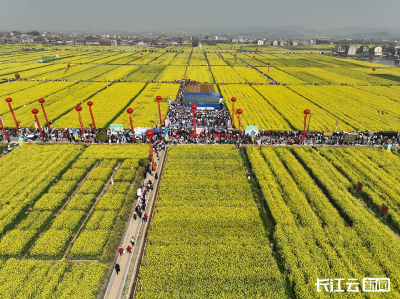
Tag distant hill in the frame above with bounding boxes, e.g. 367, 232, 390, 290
154, 25, 400, 37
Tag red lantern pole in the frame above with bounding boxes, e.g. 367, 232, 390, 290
141, 53, 143, 64
231, 97, 236, 128
302, 109, 311, 143
127, 108, 136, 142
236, 109, 243, 138
75, 106, 85, 133
156, 95, 162, 127
38, 98, 50, 127
253, 55, 255, 60
234, 53, 237, 63
5, 98, 18, 129
0, 117, 9, 142
191, 104, 197, 136
87, 101, 96, 130
367, 68, 376, 80
267, 62, 270, 73
146, 130, 156, 171
31, 109, 44, 140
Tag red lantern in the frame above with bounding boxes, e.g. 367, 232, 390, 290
5, 98, 19, 129
64, 64, 71, 75
75, 106, 84, 132
32, 108, 44, 140
253, 55, 255, 60
86, 101, 96, 130
236, 108, 243, 137
15, 73, 20, 79
302, 109, 311, 143
368, 68, 376, 80
191, 104, 197, 136
231, 97, 237, 128
38, 98, 50, 127
146, 129, 156, 171
156, 96, 162, 127
127, 108, 136, 142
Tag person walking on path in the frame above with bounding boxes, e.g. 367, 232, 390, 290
127, 244, 132, 253
143, 213, 148, 223
119, 246, 124, 256
115, 263, 120, 275
130, 236, 135, 246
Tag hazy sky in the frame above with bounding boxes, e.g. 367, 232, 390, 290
1, 0, 399, 32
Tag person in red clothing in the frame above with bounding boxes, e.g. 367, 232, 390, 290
127, 245, 132, 253
119, 245, 124, 256
142, 213, 148, 223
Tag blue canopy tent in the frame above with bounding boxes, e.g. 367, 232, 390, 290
152, 128, 162, 134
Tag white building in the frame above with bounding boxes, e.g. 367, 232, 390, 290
257, 40, 264, 45
347, 45, 357, 56
370, 46, 383, 56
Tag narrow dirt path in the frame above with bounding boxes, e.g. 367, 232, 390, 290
64, 162, 122, 260
104, 149, 166, 299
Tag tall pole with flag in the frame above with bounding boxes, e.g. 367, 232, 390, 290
236, 109, 243, 138
302, 109, 311, 143
64, 64, 71, 76
87, 101, 96, 130
156, 95, 162, 127
127, 108, 136, 142
146, 130, 156, 171
367, 68, 376, 80
75, 106, 85, 133
31, 109, 44, 140
231, 97, 236, 128
5, 98, 19, 129
38, 98, 50, 127
191, 104, 197, 136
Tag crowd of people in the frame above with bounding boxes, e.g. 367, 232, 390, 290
166, 102, 230, 129
1, 125, 399, 153
1, 96, 399, 150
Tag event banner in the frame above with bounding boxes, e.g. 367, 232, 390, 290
244, 126, 259, 136
134, 127, 151, 135
96, 133, 108, 140
72, 128, 78, 140
183, 93, 221, 104
110, 124, 124, 134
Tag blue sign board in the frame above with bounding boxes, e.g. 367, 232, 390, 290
183, 92, 220, 101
